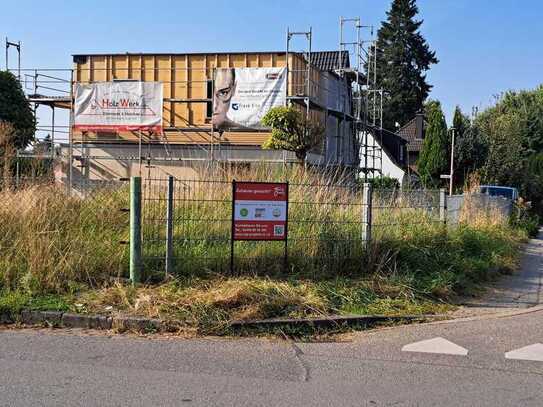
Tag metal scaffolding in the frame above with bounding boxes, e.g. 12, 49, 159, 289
286, 27, 312, 122
338, 17, 384, 180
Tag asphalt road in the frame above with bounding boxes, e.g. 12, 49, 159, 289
1, 232, 542, 407
1, 309, 543, 407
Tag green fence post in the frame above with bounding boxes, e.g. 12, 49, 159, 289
130, 176, 142, 284
165, 176, 174, 277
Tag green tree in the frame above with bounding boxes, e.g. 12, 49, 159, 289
452, 106, 487, 188
373, 0, 438, 131
0, 71, 35, 149
261, 106, 325, 161
475, 87, 543, 212
417, 100, 448, 187
0, 121, 16, 187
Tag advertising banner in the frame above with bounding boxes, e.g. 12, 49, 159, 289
74, 81, 163, 132
212, 68, 286, 130
232, 181, 289, 241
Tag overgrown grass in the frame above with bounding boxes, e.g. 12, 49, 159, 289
0, 166, 528, 335
0, 184, 129, 292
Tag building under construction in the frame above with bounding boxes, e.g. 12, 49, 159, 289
8, 20, 404, 187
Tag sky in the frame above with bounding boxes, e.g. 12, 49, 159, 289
1, 0, 543, 139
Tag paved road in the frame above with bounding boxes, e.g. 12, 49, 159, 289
1, 309, 543, 407
1, 232, 542, 406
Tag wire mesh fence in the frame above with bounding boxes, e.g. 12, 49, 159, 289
1, 174, 516, 286
140, 177, 366, 278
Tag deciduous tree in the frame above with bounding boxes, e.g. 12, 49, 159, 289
262, 106, 324, 161
452, 106, 487, 188
0, 71, 35, 149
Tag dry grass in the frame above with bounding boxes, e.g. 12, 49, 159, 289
0, 164, 528, 335
0, 184, 128, 293
76, 278, 329, 333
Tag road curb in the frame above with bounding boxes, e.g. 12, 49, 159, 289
0, 310, 169, 333
4, 307, 541, 335
430, 304, 543, 325
0, 309, 447, 333
229, 314, 445, 329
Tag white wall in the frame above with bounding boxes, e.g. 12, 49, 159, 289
361, 132, 406, 185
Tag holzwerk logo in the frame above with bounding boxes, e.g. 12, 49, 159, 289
90, 91, 149, 111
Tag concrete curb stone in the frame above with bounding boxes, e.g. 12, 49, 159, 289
61, 313, 112, 330
20, 310, 63, 326
0, 312, 14, 324
112, 316, 162, 332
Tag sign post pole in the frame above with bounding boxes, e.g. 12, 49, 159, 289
284, 182, 289, 273
230, 180, 236, 275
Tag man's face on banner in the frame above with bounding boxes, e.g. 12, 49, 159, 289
212, 68, 236, 129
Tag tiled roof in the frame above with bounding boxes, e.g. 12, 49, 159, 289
310, 51, 350, 71
397, 117, 424, 152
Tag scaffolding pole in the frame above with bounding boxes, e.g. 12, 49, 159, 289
5, 38, 21, 80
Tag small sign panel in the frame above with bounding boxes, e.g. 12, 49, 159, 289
232, 181, 288, 241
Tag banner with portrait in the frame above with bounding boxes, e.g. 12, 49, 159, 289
212, 67, 287, 130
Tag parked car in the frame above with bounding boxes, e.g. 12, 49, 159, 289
479, 185, 519, 200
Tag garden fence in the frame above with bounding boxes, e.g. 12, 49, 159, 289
132, 176, 445, 281
1, 175, 513, 284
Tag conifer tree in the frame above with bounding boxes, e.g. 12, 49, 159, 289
373, 0, 438, 131
417, 100, 448, 186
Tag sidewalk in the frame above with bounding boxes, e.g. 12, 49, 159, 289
459, 228, 543, 311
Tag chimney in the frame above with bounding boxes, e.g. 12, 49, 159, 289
415, 112, 424, 139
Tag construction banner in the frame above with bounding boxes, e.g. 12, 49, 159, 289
73, 82, 163, 132
212, 68, 286, 130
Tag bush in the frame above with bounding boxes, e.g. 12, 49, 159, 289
366, 176, 400, 190
510, 204, 540, 238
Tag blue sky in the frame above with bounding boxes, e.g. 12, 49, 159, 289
2, 0, 542, 132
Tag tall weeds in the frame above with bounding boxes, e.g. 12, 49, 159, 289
0, 164, 525, 303
0, 184, 129, 293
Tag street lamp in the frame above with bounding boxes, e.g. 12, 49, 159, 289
440, 127, 456, 195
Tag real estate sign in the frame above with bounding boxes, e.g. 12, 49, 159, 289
232, 181, 289, 241
212, 68, 287, 130
73, 81, 163, 132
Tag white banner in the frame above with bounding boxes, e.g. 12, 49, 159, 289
74, 82, 163, 132
212, 67, 286, 130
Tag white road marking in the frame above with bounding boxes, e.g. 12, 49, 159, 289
505, 343, 543, 362
401, 337, 468, 356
